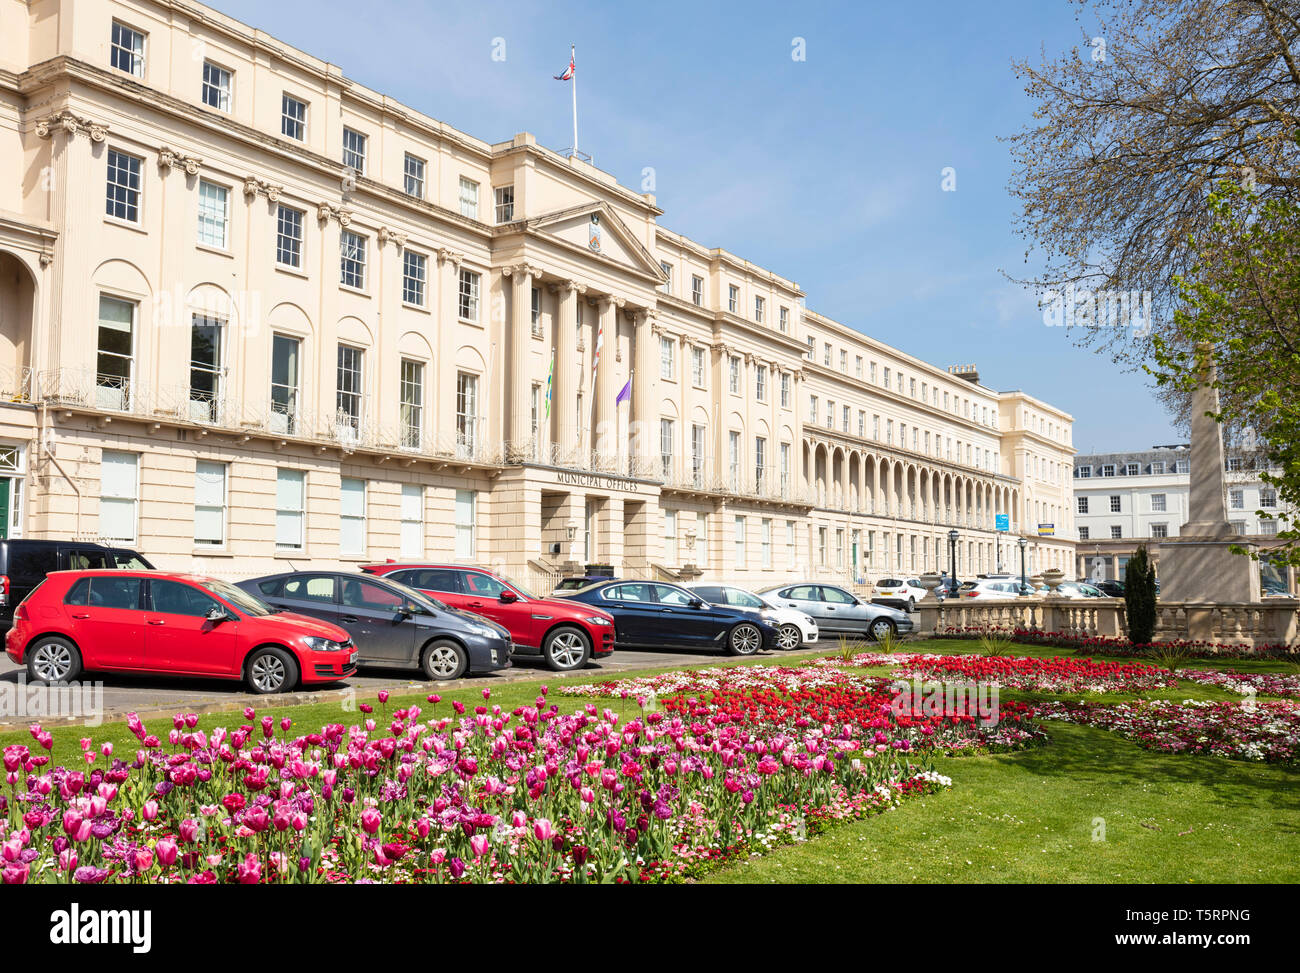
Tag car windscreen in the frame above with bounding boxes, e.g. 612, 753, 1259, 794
374, 576, 449, 612
198, 578, 276, 616
496, 573, 539, 600
723, 588, 765, 609
112, 552, 154, 570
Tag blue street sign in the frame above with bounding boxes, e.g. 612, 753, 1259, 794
995, 513, 1009, 532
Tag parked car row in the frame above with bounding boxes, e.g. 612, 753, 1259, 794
548, 575, 912, 644
3, 536, 913, 697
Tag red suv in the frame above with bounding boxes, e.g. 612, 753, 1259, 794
5, 571, 357, 694
360, 563, 614, 671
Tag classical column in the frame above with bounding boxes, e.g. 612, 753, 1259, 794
553, 280, 582, 461
592, 295, 620, 464
503, 264, 535, 459
435, 249, 463, 455
631, 310, 656, 473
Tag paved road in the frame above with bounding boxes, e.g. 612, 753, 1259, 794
0, 641, 843, 729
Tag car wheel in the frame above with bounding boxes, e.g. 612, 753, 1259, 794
27, 637, 82, 684
421, 639, 468, 680
727, 622, 763, 656
775, 623, 802, 651
868, 617, 897, 642
245, 646, 298, 695
907, 597, 916, 613
543, 626, 591, 672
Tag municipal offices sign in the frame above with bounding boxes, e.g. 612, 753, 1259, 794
554, 470, 646, 493
1037, 523, 1055, 536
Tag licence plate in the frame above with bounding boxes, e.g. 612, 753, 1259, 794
349, 651, 358, 664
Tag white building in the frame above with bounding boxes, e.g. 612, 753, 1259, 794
1073, 444, 1293, 584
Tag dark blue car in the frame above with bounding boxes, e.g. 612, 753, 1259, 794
556, 580, 779, 656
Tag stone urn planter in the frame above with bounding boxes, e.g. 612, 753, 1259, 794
1042, 568, 1065, 596
919, 571, 943, 603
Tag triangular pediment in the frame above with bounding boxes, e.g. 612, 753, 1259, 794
525, 201, 666, 281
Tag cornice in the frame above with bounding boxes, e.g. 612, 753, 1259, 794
17, 56, 490, 245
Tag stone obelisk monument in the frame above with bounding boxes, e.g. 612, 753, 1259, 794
1157, 347, 1261, 603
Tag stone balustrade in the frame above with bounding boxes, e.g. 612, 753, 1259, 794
912, 594, 1298, 649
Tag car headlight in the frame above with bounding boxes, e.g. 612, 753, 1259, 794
759, 611, 779, 624
583, 616, 612, 626
300, 636, 344, 652
802, 614, 816, 626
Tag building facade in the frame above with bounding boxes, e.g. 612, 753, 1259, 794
1073, 445, 1294, 589
0, 0, 1076, 588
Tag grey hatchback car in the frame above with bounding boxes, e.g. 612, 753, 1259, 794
757, 582, 912, 641
238, 571, 512, 680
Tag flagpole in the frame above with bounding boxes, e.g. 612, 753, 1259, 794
570, 43, 578, 157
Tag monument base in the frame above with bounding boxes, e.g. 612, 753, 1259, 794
1157, 536, 1261, 603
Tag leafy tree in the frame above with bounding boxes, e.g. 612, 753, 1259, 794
1007, 0, 1300, 364
1124, 545, 1159, 645
1151, 181, 1300, 563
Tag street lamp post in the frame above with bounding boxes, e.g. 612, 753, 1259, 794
948, 528, 960, 594
1018, 536, 1029, 595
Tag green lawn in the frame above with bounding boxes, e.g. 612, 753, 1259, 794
5, 638, 1297, 883
706, 720, 1300, 883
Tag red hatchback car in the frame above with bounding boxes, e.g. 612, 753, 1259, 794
361, 563, 614, 671
5, 570, 357, 694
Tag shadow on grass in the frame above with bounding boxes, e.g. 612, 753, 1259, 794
966, 722, 1300, 822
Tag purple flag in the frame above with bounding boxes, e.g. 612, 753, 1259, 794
615, 378, 632, 406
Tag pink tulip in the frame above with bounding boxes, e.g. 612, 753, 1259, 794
469, 834, 489, 859
155, 837, 178, 867
533, 818, 554, 842
360, 808, 382, 835
236, 853, 261, 884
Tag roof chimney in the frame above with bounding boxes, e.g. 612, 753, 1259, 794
947, 364, 980, 384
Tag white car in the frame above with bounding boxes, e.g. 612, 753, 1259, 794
956, 578, 1028, 599
1053, 581, 1104, 599
872, 577, 927, 611
681, 583, 819, 650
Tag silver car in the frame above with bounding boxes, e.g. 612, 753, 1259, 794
757, 583, 912, 641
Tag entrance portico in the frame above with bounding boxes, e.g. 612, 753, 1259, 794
496, 463, 662, 582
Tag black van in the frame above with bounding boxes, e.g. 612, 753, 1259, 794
0, 540, 154, 632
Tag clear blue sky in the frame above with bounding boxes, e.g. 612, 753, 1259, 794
212, 0, 1173, 455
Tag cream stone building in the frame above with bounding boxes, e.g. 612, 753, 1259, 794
0, 0, 1076, 588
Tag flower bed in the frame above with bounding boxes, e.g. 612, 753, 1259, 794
814, 652, 940, 669
1, 686, 952, 886
1040, 699, 1300, 762
891, 654, 1177, 695
935, 626, 1297, 660
1178, 669, 1300, 699
560, 664, 1047, 755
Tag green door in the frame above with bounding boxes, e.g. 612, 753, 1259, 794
0, 478, 10, 540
